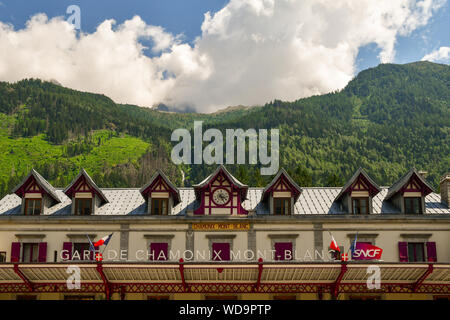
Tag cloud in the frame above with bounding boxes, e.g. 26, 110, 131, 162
422, 46, 450, 62
0, 0, 445, 113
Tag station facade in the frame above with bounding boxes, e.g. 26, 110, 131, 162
0, 166, 449, 300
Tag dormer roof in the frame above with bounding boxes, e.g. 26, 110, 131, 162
63, 169, 109, 205
262, 168, 302, 201
12, 169, 61, 204
139, 169, 180, 206
335, 167, 381, 202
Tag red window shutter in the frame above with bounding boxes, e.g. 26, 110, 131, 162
274, 242, 293, 261
62, 242, 73, 261
11, 242, 21, 262
150, 243, 168, 261
426, 242, 437, 262
38, 242, 47, 262
398, 242, 408, 262
212, 243, 230, 261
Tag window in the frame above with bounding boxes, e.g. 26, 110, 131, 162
0, 251, 6, 262
273, 198, 291, 215
24, 198, 42, 215
149, 242, 168, 261
22, 243, 39, 262
73, 243, 93, 260
352, 197, 369, 214
274, 242, 293, 261
212, 242, 231, 261
404, 197, 422, 214
151, 198, 168, 215
408, 242, 425, 262
74, 198, 92, 215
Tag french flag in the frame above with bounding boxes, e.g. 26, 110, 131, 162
329, 235, 340, 252
94, 234, 113, 247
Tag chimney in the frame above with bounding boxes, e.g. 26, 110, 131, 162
440, 173, 450, 206
418, 170, 428, 179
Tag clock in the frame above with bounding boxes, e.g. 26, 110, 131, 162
212, 188, 230, 205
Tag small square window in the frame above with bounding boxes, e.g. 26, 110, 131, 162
22, 243, 39, 262
0, 251, 6, 262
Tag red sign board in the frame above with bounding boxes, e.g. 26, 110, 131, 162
351, 243, 383, 260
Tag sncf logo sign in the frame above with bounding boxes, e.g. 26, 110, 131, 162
352, 243, 383, 260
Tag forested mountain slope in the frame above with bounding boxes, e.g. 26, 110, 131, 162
0, 61, 448, 196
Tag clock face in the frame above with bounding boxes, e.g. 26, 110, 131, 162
212, 188, 230, 205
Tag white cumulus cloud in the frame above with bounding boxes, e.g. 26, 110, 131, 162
0, 0, 445, 112
422, 46, 450, 62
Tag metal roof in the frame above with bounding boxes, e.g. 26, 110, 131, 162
0, 186, 448, 216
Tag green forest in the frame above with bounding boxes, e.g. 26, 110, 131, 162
0, 61, 448, 197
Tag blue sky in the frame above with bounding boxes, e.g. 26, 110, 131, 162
0, 0, 448, 111
1, 0, 448, 71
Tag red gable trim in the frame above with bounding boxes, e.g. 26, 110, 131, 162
344, 173, 380, 198
263, 174, 301, 200
400, 174, 433, 196
141, 175, 178, 198
14, 176, 45, 197
65, 175, 101, 200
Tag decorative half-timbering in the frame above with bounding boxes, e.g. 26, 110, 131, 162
193, 165, 248, 215
385, 168, 434, 214
261, 168, 302, 215
335, 168, 381, 215
140, 170, 180, 215
64, 169, 109, 215
11, 169, 61, 215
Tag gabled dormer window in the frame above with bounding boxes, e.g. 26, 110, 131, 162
24, 198, 42, 216
335, 168, 380, 215
12, 169, 61, 216
64, 169, 109, 216
385, 169, 433, 215
140, 170, 180, 216
262, 169, 302, 216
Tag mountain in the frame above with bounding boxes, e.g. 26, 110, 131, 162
0, 61, 448, 197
